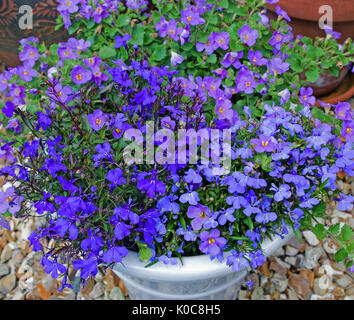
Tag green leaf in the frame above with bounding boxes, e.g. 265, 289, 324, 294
312, 201, 326, 217
99, 46, 116, 59
305, 69, 320, 83
138, 245, 153, 262
206, 54, 217, 64
218, 0, 229, 8
341, 224, 353, 241
244, 216, 254, 231
179, 217, 187, 230
131, 24, 145, 46
334, 248, 348, 262
306, 45, 321, 59
117, 15, 130, 27
152, 45, 167, 61
312, 223, 327, 240
329, 65, 339, 77
287, 55, 303, 73
328, 223, 340, 235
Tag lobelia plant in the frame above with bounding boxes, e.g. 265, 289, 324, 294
0, 0, 353, 292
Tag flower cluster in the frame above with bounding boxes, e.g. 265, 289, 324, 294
0, 0, 353, 290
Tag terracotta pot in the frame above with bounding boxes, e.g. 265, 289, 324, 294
266, 0, 354, 42
315, 72, 354, 105
0, 0, 68, 67
301, 67, 349, 96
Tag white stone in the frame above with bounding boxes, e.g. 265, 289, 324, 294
303, 230, 320, 246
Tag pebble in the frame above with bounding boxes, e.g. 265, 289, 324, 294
295, 254, 305, 268
271, 273, 288, 293
250, 287, 264, 300
285, 245, 299, 256
0, 274, 16, 294
303, 231, 320, 246
299, 269, 315, 288
284, 256, 297, 267
313, 277, 329, 295
323, 239, 339, 255
286, 287, 299, 300
238, 290, 249, 300
269, 257, 290, 275
287, 236, 305, 252
333, 287, 345, 300
335, 274, 354, 289
0, 264, 9, 278
89, 283, 105, 300
346, 285, 354, 296
303, 246, 322, 269
311, 293, 334, 300
273, 247, 284, 257
0, 244, 12, 263
109, 287, 125, 300
289, 274, 311, 300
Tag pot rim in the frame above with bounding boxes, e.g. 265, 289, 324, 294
113, 228, 294, 282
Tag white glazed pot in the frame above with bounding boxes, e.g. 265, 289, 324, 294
113, 229, 294, 300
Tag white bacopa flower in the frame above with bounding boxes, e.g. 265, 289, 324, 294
170, 51, 184, 67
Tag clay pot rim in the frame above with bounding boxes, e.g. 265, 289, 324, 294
266, 1, 354, 23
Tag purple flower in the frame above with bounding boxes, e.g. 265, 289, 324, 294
184, 169, 202, 184
71, 65, 92, 85
0, 217, 10, 230
250, 135, 278, 153
137, 171, 166, 198
19, 45, 39, 66
323, 25, 341, 39
248, 50, 267, 66
179, 188, 200, 205
238, 24, 258, 46
87, 109, 108, 131
276, 6, 291, 22
218, 208, 236, 225
0, 187, 24, 214
37, 111, 52, 131
40, 256, 67, 279
181, 6, 205, 26
73, 254, 98, 279
46, 83, 73, 103
2, 101, 16, 118
114, 221, 132, 240
335, 102, 351, 120
226, 250, 249, 272
196, 37, 217, 55
221, 51, 243, 68
57, 0, 79, 13
166, 20, 179, 41
199, 229, 227, 256
187, 205, 210, 230
342, 121, 354, 142
5, 119, 22, 133
270, 183, 291, 202
299, 87, 316, 106
115, 34, 131, 49
67, 38, 91, 51
255, 210, 277, 223
106, 168, 126, 189
54, 217, 78, 240
268, 56, 290, 75
337, 193, 354, 211
126, 0, 146, 10
84, 57, 102, 69
215, 32, 230, 50
235, 69, 257, 94
81, 228, 104, 253
103, 246, 128, 264
17, 66, 37, 82
58, 47, 77, 60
